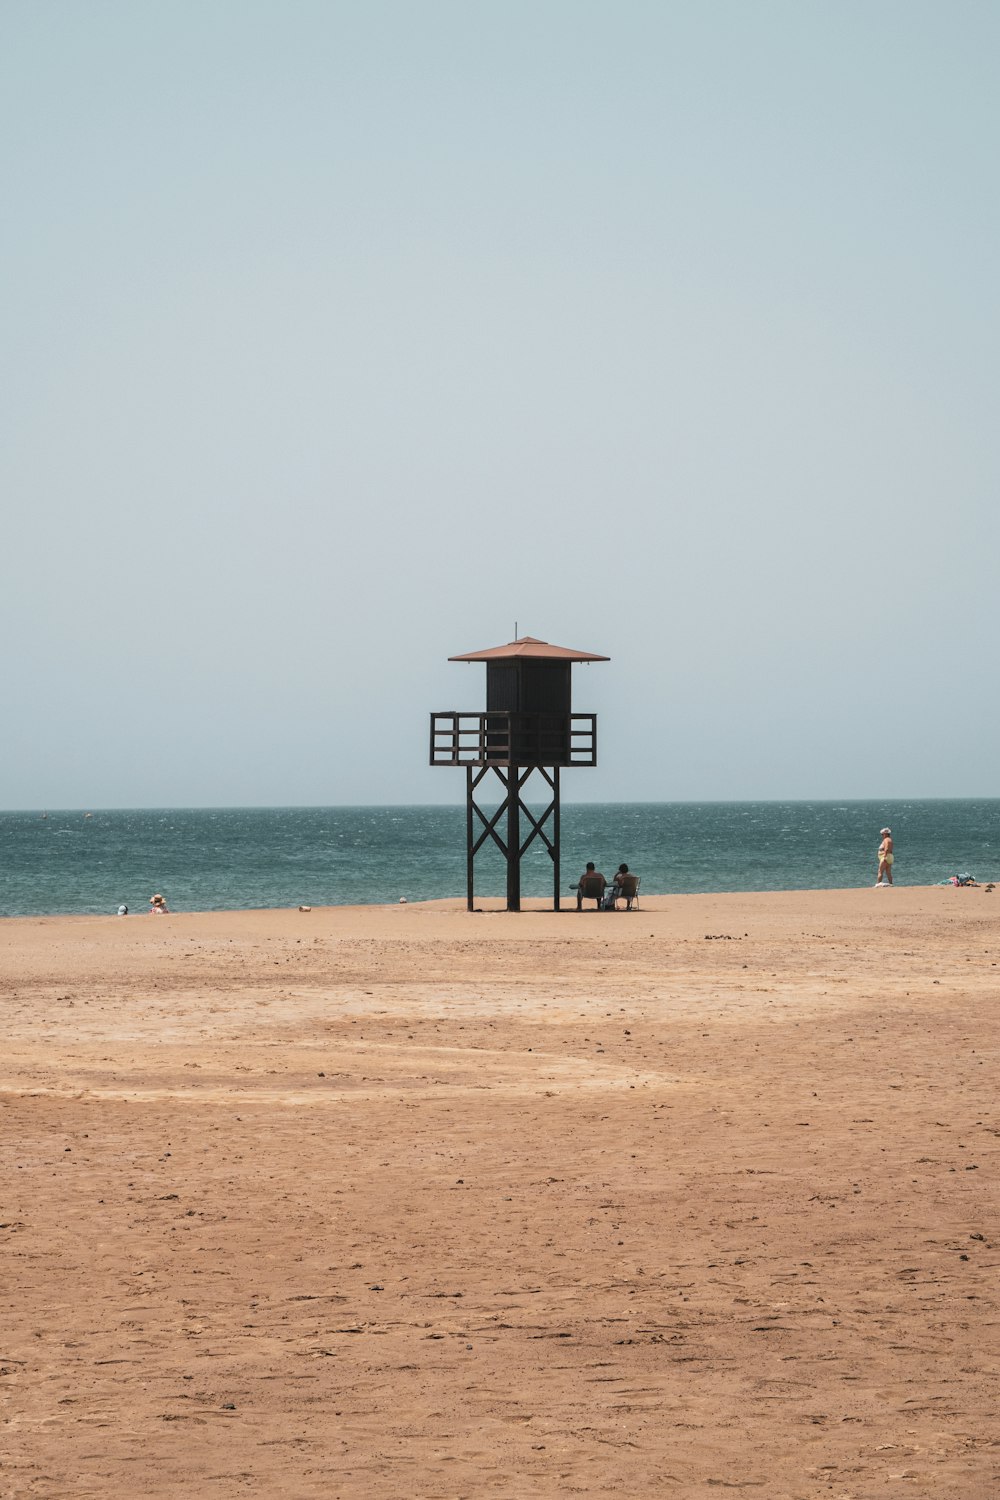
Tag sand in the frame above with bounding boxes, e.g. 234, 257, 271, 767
2, 888, 999, 1498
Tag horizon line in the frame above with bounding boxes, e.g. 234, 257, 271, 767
4, 795, 999, 816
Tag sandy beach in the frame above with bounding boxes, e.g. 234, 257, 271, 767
2, 888, 998, 1498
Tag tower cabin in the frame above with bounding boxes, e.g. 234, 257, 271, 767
430, 635, 609, 910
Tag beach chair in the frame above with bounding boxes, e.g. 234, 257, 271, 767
578, 875, 606, 909
615, 874, 640, 910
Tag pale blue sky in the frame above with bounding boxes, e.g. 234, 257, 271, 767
3, 1, 997, 807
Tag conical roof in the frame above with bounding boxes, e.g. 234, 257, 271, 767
449, 635, 609, 663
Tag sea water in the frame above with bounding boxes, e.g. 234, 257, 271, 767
1, 801, 997, 916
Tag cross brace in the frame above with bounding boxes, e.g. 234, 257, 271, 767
465, 764, 562, 911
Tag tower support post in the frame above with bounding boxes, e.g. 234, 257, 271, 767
552, 766, 561, 911
506, 765, 521, 911
466, 766, 475, 912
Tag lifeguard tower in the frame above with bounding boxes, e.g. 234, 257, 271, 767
430, 635, 609, 911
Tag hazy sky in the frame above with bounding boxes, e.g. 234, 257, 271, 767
3, 1, 997, 808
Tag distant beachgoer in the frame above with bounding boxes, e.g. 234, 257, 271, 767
149, 893, 169, 914
576, 862, 607, 910
876, 829, 894, 886
117, 904, 128, 916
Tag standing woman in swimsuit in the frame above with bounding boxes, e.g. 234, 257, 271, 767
876, 828, 894, 886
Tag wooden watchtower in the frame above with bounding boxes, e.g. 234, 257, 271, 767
430, 635, 609, 911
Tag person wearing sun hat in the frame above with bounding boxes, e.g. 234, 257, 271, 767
149, 893, 170, 913
876, 828, 894, 886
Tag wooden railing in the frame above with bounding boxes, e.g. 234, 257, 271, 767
430, 712, 597, 767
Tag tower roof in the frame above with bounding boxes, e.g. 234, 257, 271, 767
449, 635, 609, 663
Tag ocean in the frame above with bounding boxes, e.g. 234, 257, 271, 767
1, 800, 997, 917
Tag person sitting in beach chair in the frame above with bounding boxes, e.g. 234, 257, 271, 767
612, 864, 641, 910
576, 862, 607, 910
